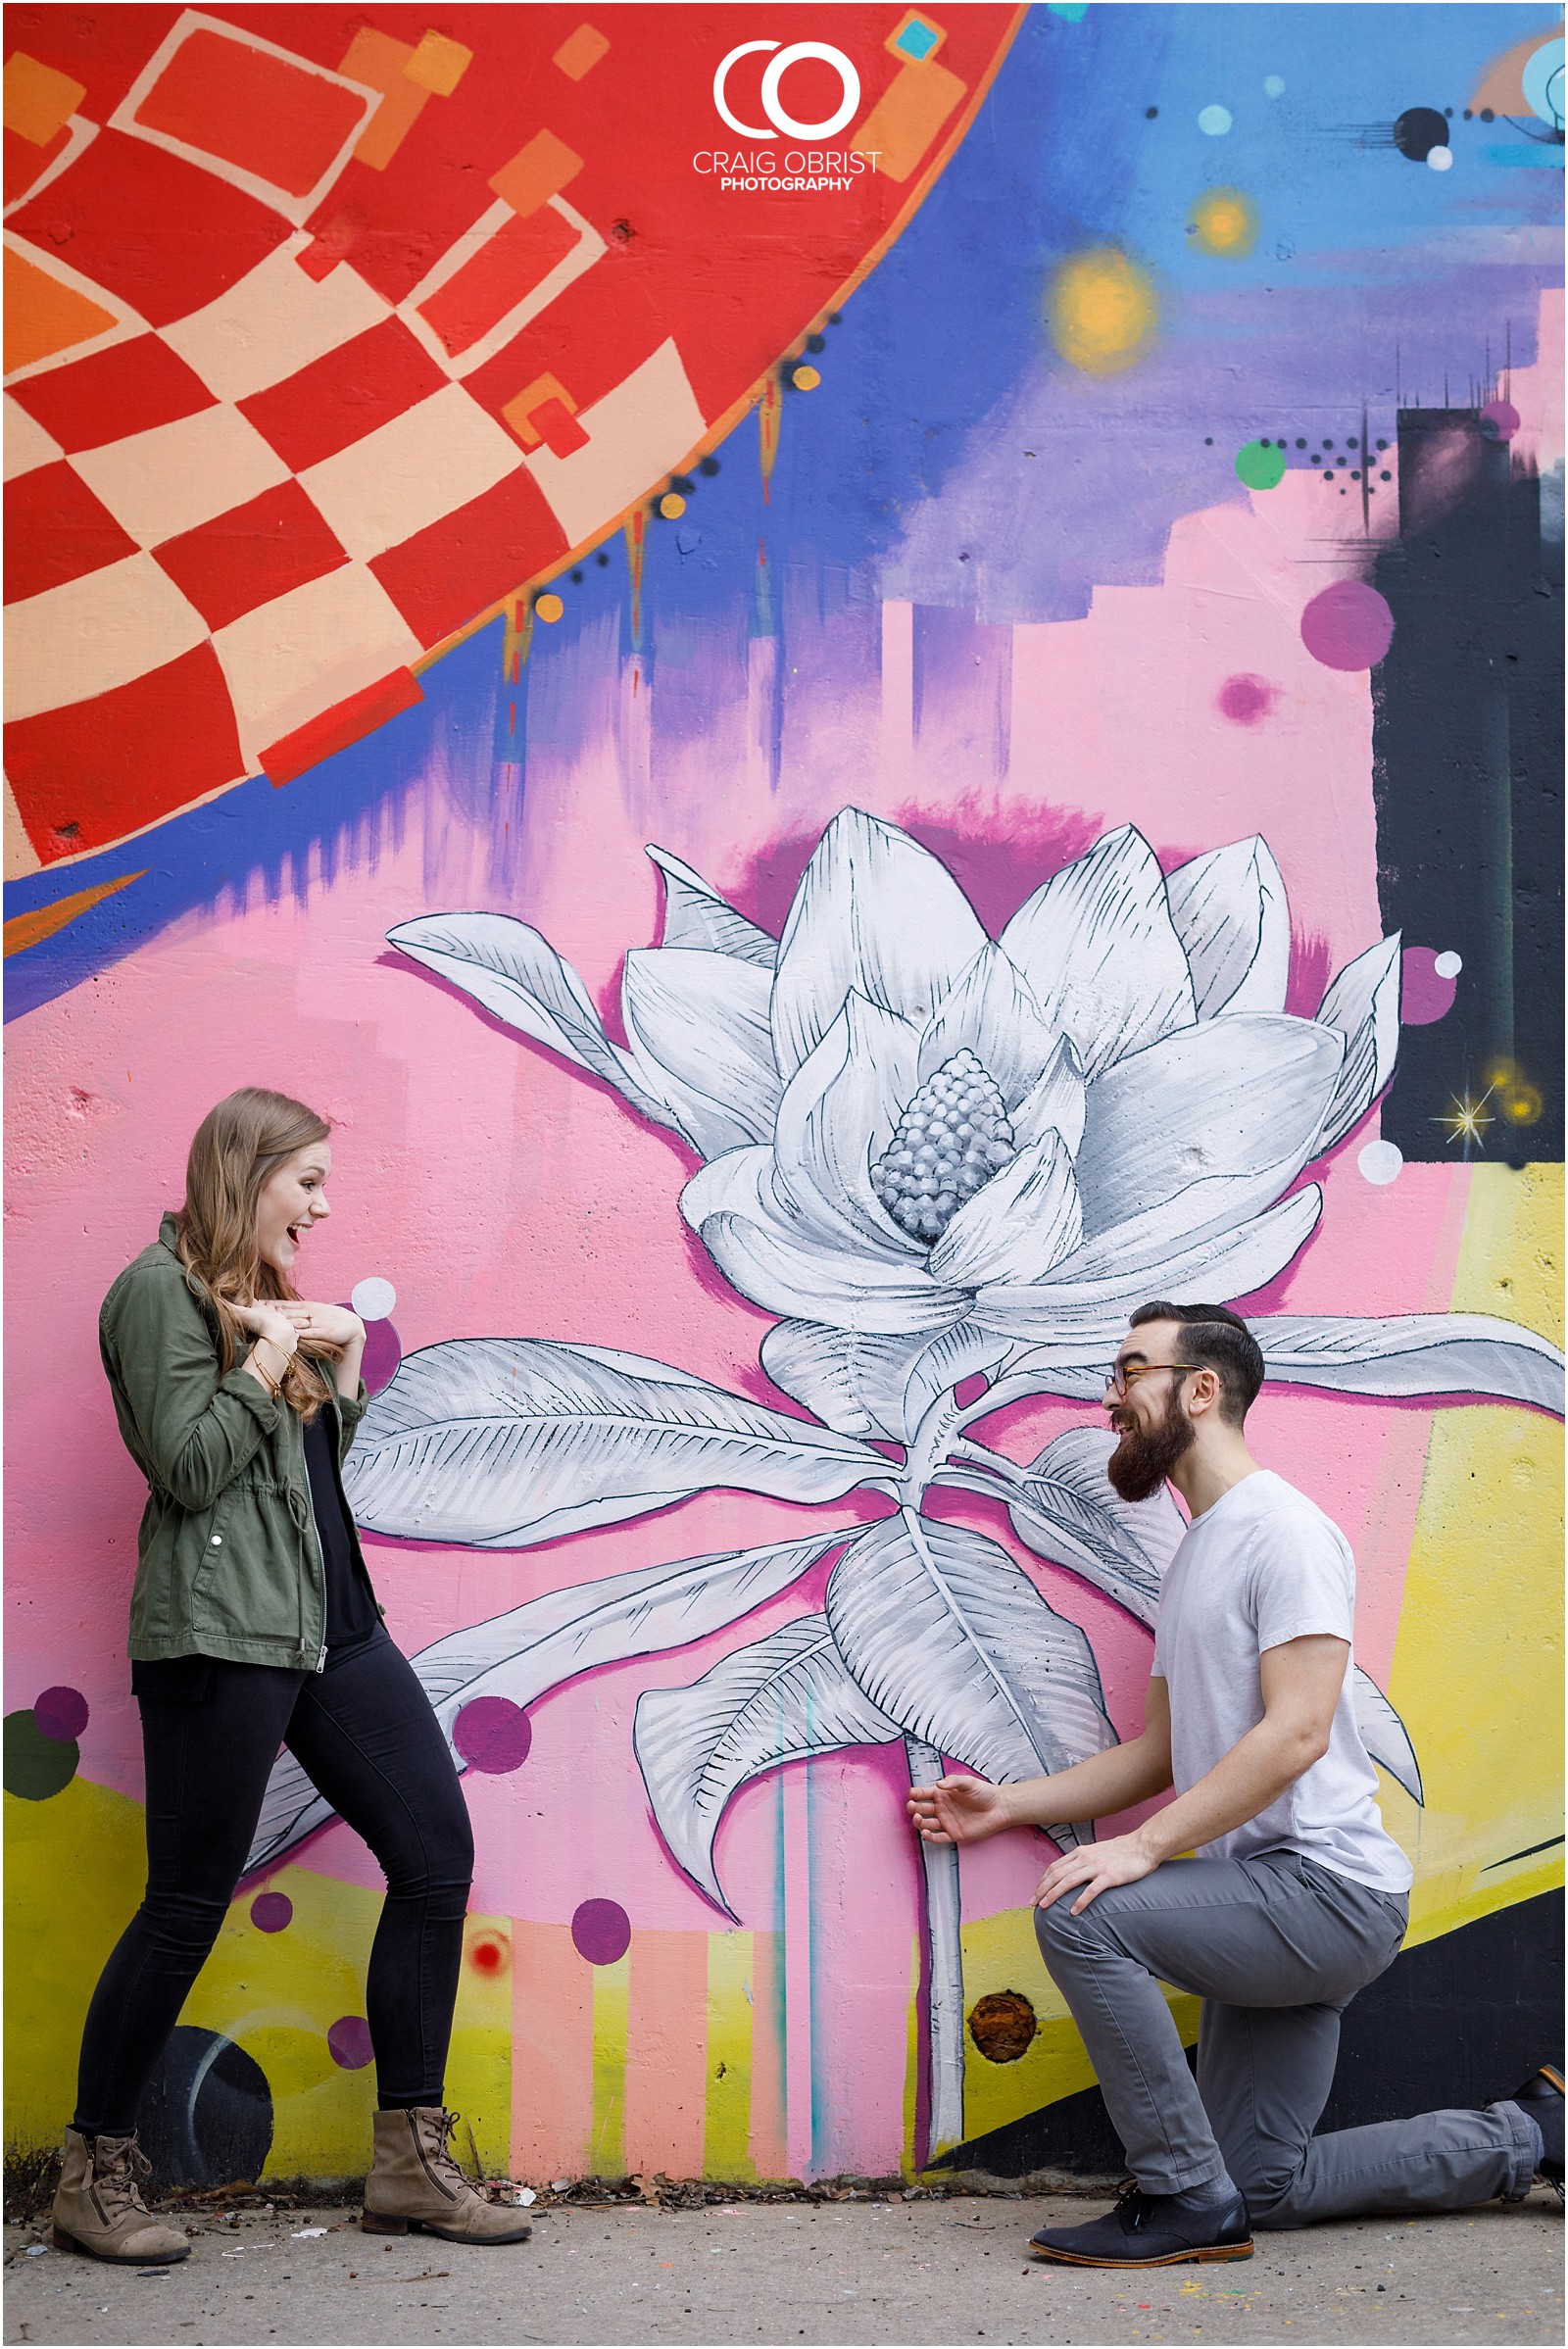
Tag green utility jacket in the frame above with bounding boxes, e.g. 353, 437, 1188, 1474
102, 1214, 375, 1669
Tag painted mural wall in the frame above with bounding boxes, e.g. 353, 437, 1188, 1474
5, 4, 1564, 2193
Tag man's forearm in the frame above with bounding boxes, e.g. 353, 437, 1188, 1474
1000, 1735, 1173, 1831
1132, 1717, 1323, 1865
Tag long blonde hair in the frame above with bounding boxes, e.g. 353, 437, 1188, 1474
174, 1088, 339, 1420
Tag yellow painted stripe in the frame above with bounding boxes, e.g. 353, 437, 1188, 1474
1388, 1161, 1563, 1951
4, 868, 146, 956
703, 1929, 756, 2181
589, 1952, 630, 2178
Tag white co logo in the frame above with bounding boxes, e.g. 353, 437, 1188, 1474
712, 40, 862, 141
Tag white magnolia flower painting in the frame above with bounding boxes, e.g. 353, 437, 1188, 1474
248, 811, 1563, 2157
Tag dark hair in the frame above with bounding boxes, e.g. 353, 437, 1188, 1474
1128, 1300, 1264, 1427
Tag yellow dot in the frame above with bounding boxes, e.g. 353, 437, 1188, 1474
534, 593, 564, 622
792, 364, 821, 391
1046, 248, 1158, 375
1501, 1082, 1544, 1125
659, 492, 686, 518
1189, 186, 1258, 257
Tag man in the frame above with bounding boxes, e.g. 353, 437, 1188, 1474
907, 1300, 1562, 2269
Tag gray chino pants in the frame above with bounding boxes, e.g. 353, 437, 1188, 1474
1035, 1848, 1540, 2226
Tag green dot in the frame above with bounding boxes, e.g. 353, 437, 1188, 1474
4, 1711, 79, 1800
1236, 439, 1287, 491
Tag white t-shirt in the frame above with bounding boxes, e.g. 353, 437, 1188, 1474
1152, 1469, 1412, 1895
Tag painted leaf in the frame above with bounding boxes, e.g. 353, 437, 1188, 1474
244, 1531, 840, 1874
647, 844, 778, 966
387, 910, 675, 1131
1252, 1313, 1565, 1418
1315, 933, 1402, 1150
1351, 1671, 1424, 1804
341, 1338, 885, 1546
634, 1613, 902, 1914
824, 1512, 1116, 1836
998, 1425, 1186, 1627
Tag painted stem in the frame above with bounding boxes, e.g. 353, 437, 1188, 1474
906, 1733, 965, 2161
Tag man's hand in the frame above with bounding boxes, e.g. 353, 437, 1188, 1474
906, 1774, 1012, 1846
1034, 1831, 1157, 1917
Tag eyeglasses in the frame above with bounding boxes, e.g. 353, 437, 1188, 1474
1102, 1361, 1201, 1399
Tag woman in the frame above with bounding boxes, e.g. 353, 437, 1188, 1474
55, 1089, 529, 2261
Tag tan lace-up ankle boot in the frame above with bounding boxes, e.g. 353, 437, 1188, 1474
52, 2129, 191, 2264
361, 2107, 532, 2243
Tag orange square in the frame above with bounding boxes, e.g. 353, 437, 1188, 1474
405, 29, 472, 97
4, 51, 86, 146
489, 129, 582, 218
502, 372, 579, 447
340, 28, 428, 171
554, 24, 610, 81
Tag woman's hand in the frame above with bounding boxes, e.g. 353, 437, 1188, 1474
275, 1301, 365, 1348
1034, 1831, 1157, 1917
906, 1774, 1013, 1847
232, 1300, 299, 1355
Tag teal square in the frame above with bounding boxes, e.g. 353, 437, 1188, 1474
894, 18, 940, 63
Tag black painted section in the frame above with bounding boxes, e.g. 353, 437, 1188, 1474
937, 1889, 1563, 2178
136, 2025, 273, 2192
1370, 412, 1563, 1165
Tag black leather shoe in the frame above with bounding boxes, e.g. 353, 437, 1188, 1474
1030, 2179, 1253, 2268
1511, 2065, 1564, 2194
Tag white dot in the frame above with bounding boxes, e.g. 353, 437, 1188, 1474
1427, 145, 1453, 171
352, 1277, 398, 1321
1433, 950, 1463, 979
1199, 104, 1233, 136
1264, 74, 1285, 97
1357, 1140, 1404, 1187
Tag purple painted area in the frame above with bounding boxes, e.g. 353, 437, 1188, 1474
250, 1891, 293, 1933
571, 1897, 632, 1966
1299, 581, 1395, 672
361, 1319, 402, 1395
33, 1687, 88, 1742
454, 1696, 533, 1775
1216, 673, 1279, 725
1479, 399, 1520, 443
327, 2015, 374, 2071
1400, 947, 1458, 1026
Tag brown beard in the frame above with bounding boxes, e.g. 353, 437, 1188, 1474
1106, 1384, 1196, 1502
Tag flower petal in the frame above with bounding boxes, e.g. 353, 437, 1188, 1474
1001, 826, 1197, 1078
647, 844, 777, 966
1009, 1035, 1087, 1156
770, 808, 989, 1080
682, 1150, 965, 1335
928, 1130, 1084, 1291
917, 945, 1063, 1108
772, 995, 923, 1253
1314, 934, 1401, 1150
972, 1185, 1323, 1336
388, 911, 675, 1131
760, 1317, 1004, 1443
621, 949, 782, 1158
1251, 1312, 1565, 1417
1074, 1013, 1343, 1241
1164, 837, 1290, 1019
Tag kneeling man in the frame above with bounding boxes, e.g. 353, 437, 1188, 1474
908, 1300, 1561, 2268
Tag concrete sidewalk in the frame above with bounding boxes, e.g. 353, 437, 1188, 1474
3, 2188, 1561, 2348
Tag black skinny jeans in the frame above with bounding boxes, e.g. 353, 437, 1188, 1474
74, 1627, 474, 2136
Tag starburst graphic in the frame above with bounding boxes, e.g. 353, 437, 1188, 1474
1433, 1086, 1495, 1154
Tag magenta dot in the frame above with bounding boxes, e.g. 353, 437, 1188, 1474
571, 1899, 631, 1967
1299, 580, 1395, 671
1479, 400, 1520, 444
1216, 673, 1279, 725
1399, 947, 1458, 1026
34, 1687, 88, 1743
327, 2015, 374, 2071
453, 1696, 532, 1775
250, 1891, 293, 1933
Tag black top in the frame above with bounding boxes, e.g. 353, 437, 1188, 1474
303, 1411, 379, 1651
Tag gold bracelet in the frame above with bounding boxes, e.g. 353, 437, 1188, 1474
252, 1334, 293, 1390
